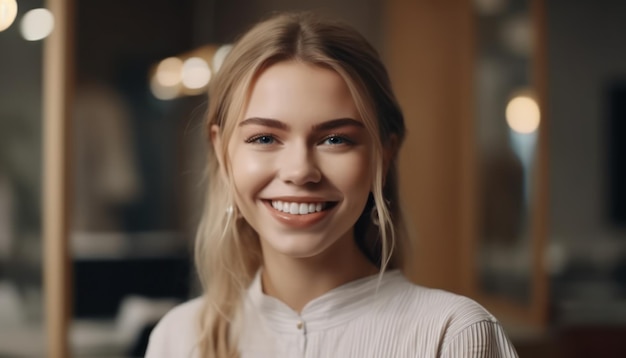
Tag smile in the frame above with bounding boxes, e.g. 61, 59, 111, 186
263, 199, 338, 228
270, 200, 329, 215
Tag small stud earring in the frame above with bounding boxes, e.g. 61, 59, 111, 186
370, 204, 380, 226
370, 199, 391, 226
226, 204, 243, 219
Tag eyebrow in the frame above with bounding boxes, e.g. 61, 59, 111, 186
239, 117, 288, 130
239, 117, 364, 131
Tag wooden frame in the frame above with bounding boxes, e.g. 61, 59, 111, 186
469, 0, 549, 328
385, 0, 549, 329
43, 0, 74, 357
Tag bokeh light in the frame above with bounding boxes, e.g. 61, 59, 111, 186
506, 94, 540, 134
20, 8, 54, 41
0, 0, 18, 32
155, 57, 183, 87
181, 57, 211, 90
212, 44, 232, 73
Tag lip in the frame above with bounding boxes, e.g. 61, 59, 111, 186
262, 199, 337, 228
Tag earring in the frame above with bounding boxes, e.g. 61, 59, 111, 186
370, 199, 391, 226
370, 204, 380, 226
226, 204, 243, 219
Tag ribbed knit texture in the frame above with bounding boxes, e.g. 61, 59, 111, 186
146, 270, 518, 358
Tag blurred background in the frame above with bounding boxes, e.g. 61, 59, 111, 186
0, 0, 625, 357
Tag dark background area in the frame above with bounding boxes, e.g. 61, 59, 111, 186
608, 81, 626, 227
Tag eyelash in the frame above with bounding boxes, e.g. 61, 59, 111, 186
245, 133, 278, 145
244, 133, 355, 146
320, 134, 354, 146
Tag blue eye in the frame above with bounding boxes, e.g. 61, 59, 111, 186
322, 135, 350, 145
246, 135, 276, 145
256, 136, 274, 144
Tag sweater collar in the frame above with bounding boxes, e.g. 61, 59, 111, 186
245, 269, 404, 333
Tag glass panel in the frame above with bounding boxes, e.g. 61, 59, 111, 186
0, 0, 46, 355
474, 0, 538, 304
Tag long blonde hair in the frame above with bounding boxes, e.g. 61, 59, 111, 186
195, 12, 408, 357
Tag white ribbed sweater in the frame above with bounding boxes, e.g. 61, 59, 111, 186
146, 270, 518, 357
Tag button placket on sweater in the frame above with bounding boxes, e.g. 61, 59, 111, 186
296, 316, 307, 355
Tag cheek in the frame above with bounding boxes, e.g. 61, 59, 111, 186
229, 148, 274, 195
321, 150, 373, 194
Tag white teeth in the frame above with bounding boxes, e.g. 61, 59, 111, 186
270, 200, 327, 215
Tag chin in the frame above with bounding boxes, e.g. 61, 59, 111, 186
260, 233, 334, 259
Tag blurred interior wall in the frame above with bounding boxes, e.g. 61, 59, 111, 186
384, 0, 475, 293
546, 0, 626, 333
548, 1, 626, 244
207, 0, 383, 48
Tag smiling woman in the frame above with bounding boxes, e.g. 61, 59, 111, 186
145, 12, 518, 358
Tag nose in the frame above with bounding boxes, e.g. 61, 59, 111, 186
278, 143, 321, 185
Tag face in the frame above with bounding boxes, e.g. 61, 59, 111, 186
220, 61, 374, 262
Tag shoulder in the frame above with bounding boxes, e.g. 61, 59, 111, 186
380, 272, 497, 329
377, 274, 518, 356
145, 297, 204, 358
152, 297, 204, 334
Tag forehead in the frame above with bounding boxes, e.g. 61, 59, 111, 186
242, 61, 360, 123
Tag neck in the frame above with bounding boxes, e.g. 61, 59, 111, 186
260, 234, 378, 313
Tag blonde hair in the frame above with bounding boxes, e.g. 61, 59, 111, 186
195, 12, 408, 357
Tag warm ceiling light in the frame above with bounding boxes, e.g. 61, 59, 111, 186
155, 57, 183, 87
0, 0, 18, 32
181, 57, 211, 90
506, 94, 540, 134
20, 8, 55, 41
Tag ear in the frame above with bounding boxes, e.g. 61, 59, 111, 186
210, 124, 227, 180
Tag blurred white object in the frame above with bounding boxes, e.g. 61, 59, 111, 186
115, 296, 179, 344
20, 8, 54, 41
70, 295, 179, 356
0, 281, 23, 324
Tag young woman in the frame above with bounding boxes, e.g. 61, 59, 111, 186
146, 12, 518, 358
